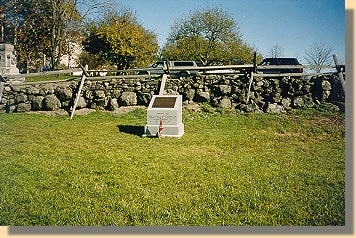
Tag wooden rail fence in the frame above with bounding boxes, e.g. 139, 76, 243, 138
0, 54, 345, 106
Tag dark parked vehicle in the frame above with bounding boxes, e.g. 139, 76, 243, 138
257, 58, 303, 74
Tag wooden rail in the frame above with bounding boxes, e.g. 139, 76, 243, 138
1, 54, 344, 85
4, 68, 81, 79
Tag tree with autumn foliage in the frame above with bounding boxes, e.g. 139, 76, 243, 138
1, 0, 102, 71
1, 0, 49, 71
82, 8, 159, 70
161, 6, 261, 66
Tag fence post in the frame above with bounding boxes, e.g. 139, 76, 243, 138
246, 52, 257, 103
332, 54, 345, 93
246, 72, 254, 103
158, 60, 171, 95
70, 64, 89, 119
253, 51, 257, 74
0, 81, 4, 102
165, 59, 170, 75
159, 74, 168, 95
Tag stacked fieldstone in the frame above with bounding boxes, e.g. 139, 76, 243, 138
0, 73, 344, 114
1, 82, 76, 113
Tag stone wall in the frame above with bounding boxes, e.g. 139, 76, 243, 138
0, 73, 345, 114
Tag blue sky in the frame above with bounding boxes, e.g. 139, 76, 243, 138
106, 0, 345, 64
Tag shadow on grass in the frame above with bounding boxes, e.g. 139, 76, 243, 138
117, 125, 144, 137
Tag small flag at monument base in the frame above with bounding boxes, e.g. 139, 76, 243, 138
158, 117, 164, 137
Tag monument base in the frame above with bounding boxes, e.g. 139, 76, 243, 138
143, 123, 184, 138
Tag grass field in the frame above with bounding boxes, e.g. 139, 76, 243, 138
24, 74, 78, 82
0, 105, 345, 226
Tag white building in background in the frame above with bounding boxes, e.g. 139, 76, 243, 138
60, 42, 82, 68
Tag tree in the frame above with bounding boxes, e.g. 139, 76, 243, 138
1, 0, 104, 71
83, 8, 159, 70
46, 0, 83, 70
269, 45, 284, 58
0, 0, 47, 71
161, 6, 261, 66
304, 42, 332, 73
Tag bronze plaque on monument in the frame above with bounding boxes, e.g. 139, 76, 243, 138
152, 97, 177, 108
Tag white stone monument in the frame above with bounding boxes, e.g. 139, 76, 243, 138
0, 7, 23, 82
143, 95, 184, 138
0, 43, 22, 81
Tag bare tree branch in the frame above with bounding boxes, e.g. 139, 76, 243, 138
304, 42, 332, 73
268, 45, 284, 58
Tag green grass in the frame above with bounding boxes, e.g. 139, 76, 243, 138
0, 106, 345, 226
25, 74, 78, 82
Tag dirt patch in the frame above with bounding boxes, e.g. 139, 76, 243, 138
110, 106, 146, 116
27, 109, 70, 116
73, 108, 97, 116
26, 106, 147, 117
27, 108, 97, 116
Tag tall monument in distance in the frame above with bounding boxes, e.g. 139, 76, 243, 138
0, 6, 22, 82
